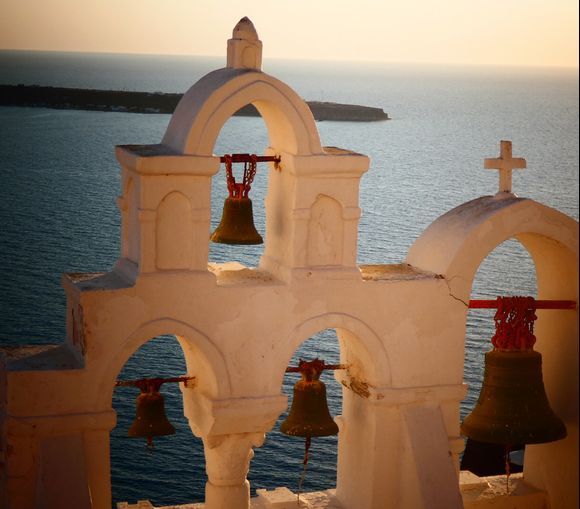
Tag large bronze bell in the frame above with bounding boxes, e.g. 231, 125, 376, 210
280, 361, 339, 438
128, 386, 175, 445
210, 196, 263, 245
461, 350, 566, 446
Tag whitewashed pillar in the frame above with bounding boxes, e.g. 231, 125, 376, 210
4, 435, 37, 509
203, 432, 265, 509
83, 429, 112, 509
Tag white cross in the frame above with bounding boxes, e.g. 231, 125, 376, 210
484, 140, 526, 195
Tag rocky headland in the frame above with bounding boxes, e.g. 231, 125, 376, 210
0, 84, 390, 122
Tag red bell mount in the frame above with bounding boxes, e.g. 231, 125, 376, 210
469, 297, 577, 352
285, 358, 346, 375
468, 299, 577, 310
115, 376, 195, 392
219, 153, 281, 199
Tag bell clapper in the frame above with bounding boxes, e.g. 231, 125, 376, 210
504, 445, 511, 495
297, 435, 312, 503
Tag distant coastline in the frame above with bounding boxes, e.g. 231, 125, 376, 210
0, 84, 390, 122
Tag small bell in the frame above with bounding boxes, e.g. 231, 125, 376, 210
116, 376, 194, 447
281, 359, 342, 496
210, 153, 263, 245
128, 383, 175, 447
280, 360, 339, 438
210, 196, 263, 245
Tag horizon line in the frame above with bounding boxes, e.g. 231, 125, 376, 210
1, 47, 578, 72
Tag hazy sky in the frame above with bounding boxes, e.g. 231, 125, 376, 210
1, 0, 578, 68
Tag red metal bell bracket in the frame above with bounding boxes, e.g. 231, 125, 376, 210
285, 358, 347, 377
115, 375, 196, 392
219, 153, 281, 199
469, 297, 577, 351
469, 299, 577, 310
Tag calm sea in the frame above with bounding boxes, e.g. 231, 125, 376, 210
0, 50, 578, 506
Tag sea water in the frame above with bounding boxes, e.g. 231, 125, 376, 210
0, 50, 578, 506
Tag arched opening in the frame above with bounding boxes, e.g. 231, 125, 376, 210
111, 335, 206, 506
249, 316, 389, 506
162, 70, 322, 157
209, 110, 270, 267
407, 198, 578, 506
250, 328, 342, 497
461, 239, 538, 475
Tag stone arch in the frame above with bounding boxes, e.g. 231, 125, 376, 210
275, 312, 392, 390
156, 191, 193, 270
96, 318, 232, 409
406, 197, 578, 397
260, 313, 392, 509
407, 195, 578, 505
406, 197, 578, 302
162, 68, 323, 157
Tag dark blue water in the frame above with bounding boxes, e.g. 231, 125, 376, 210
0, 51, 577, 506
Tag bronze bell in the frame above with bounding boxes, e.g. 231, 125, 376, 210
210, 196, 263, 245
461, 349, 566, 446
280, 361, 339, 438
210, 153, 265, 245
128, 386, 176, 445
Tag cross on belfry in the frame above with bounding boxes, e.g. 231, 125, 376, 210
484, 140, 526, 195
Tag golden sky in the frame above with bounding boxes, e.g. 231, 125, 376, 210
1, 0, 578, 68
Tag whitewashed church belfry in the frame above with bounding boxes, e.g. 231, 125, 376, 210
1, 17, 578, 509
115, 16, 372, 507
116, 17, 367, 283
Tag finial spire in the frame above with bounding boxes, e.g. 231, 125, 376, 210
227, 17, 262, 70
484, 140, 526, 197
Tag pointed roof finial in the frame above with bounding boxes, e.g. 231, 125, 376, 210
232, 17, 259, 41
227, 17, 262, 70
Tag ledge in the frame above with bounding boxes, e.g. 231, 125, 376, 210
117, 476, 548, 509
208, 262, 282, 287
63, 271, 135, 292
117, 489, 340, 508
0, 344, 82, 371
359, 263, 440, 282
460, 472, 547, 509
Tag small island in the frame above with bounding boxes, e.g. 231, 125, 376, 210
0, 84, 390, 122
